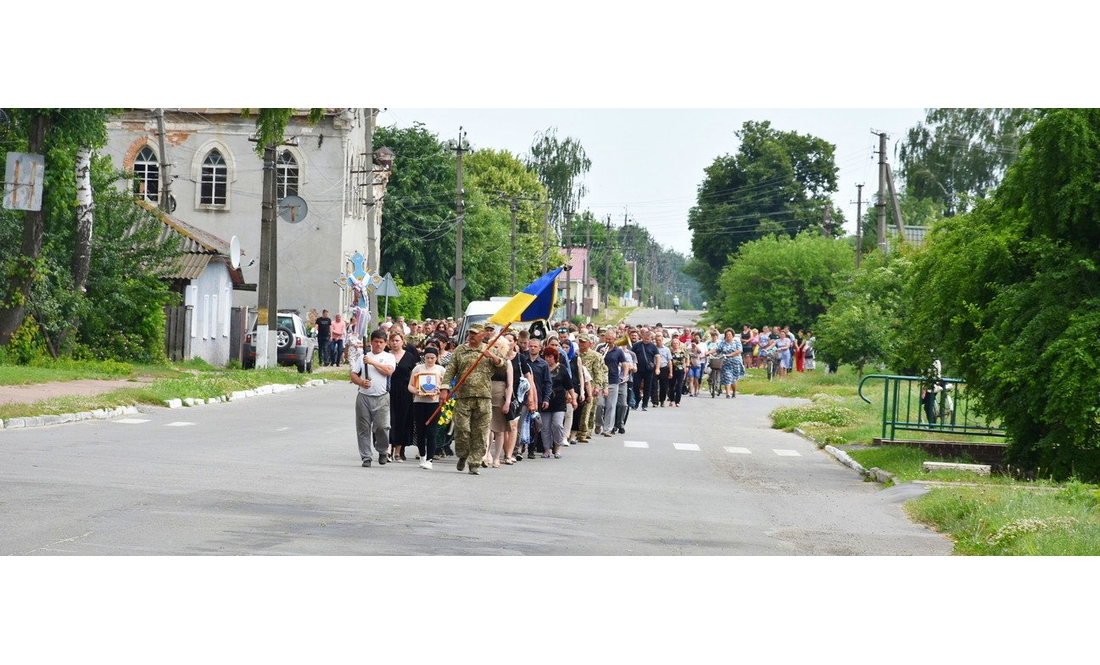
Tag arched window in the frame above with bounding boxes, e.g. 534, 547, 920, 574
277, 150, 299, 199
133, 146, 159, 202
200, 150, 227, 206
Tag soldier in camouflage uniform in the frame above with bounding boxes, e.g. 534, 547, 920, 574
441, 323, 506, 475
577, 333, 609, 442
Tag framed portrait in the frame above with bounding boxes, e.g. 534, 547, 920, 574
414, 372, 439, 395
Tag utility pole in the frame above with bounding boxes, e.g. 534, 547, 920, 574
256, 144, 278, 368
364, 110, 380, 326
565, 210, 574, 320
885, 162, 906, 239
583, 216, 590, 318
453, 127, 467, 320
509, 197, 518, 293
603, 214, 612, 313
854, 183, 864, 269
875, 131, 888, 254
823, 205, 832, 238
154, 108, 172, 212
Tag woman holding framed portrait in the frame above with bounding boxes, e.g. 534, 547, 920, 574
408, 346, 446, 470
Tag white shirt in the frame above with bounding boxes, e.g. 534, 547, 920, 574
352, 350, 396, 396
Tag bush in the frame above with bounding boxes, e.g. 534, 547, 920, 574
772, 402, 857, 430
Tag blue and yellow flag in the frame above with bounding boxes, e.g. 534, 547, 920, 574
488, 267, 563, 326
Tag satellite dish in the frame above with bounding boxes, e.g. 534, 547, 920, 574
279, 195, 308, 223
229, 236, 241, 269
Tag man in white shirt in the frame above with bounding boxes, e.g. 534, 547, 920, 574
350, 330, 396, 467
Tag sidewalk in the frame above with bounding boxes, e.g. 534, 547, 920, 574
0, 379, 140, 406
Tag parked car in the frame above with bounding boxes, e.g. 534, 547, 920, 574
242, 312, 317, 373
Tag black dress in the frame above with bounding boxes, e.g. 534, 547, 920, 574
389, 347, 421, 447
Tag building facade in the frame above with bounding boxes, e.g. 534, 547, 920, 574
102, 109, 388, 325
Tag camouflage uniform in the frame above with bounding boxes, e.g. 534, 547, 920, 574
442, 333, 504, 471
578, 342, 609, 442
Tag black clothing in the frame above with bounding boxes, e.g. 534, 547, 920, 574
631, 341, 658, 372
527, 354, 553, 408
544, 364, 571, 413
389, 347, 420, 446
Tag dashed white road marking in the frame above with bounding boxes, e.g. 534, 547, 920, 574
673, 443, 700, 451
165, 422, 196, 427
276, 427, 291, 431
114, 419, 150, 424
725, 446, 752, 455
624, 440, 649, 448
774, 449, 802, 457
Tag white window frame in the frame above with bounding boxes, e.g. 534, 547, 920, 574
133, 146, 159, 203
191, 140, 235, 211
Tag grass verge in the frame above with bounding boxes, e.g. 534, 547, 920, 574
744, 366, 1100, 554
906, 482, 1100, 555
0, 362, 321, 420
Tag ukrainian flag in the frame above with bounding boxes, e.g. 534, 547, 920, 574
488, 267, 564, 326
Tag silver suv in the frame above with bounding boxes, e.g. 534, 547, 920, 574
242, 312, 317, 373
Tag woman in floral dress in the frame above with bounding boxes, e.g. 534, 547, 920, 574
716, 328, 745, 398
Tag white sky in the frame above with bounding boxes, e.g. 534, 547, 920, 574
381, 107, 927, 255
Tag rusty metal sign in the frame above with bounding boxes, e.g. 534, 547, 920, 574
4, 152, 45, 211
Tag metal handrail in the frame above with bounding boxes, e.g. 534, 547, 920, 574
858, 374, 1006, 441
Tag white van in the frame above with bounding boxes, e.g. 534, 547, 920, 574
456, 297, 537, 339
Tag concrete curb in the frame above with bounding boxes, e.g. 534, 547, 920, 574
792, 427, 899, 486
2, 378, 328, 431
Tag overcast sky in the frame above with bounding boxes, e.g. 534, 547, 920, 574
381, 108, 928, 255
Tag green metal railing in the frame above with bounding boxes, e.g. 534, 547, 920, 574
857, 374, 1006, 442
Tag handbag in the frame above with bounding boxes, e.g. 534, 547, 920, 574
507, 395, 523, 420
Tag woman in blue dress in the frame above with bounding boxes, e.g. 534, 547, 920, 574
715, 328, 745, 398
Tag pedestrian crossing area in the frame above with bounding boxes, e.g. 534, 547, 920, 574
625, 440, 803, 456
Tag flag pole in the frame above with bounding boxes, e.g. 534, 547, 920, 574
426, 323, 512, 425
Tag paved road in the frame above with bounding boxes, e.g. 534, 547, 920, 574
624, 306, 702, 330
0, 381, 951, 555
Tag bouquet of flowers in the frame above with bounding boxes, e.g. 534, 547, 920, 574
436, 379, 458, 426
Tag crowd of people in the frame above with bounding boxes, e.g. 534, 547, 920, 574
335, 314, 816, 475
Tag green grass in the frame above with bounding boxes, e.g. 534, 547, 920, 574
0, 361, 320, 420
740, 365, 1100, 554
907, 482, 1100, 555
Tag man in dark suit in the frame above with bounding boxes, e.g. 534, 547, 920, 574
631, 329, 659, 411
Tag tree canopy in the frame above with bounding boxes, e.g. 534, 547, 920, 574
686, 121, 840, 301
895, 108, 1100, 480
712, 231, 853, 331
898, 108, 1037, 217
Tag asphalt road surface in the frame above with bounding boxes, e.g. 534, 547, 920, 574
0, 375, 952, 555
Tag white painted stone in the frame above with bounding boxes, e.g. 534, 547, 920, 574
923, 461, 990, 476
7, 418, 25, 428
165, 399, 183, 409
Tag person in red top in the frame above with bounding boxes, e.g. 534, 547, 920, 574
329, 314, 347, 366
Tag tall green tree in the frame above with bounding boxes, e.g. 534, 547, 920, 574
713, 232, 853, 330
0, 108, 116, 348
898, 108, 1037, 217
687, 121, 839, 301
814, 251, 911, 376
374, 123, 458, 319
464, 148, 551, 289
897, 109, 1100, 480
524, 127, 591, 235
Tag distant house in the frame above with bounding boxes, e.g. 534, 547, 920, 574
559, 247, 601, 320
101, 109, 389, 325
145, 201, 248, 365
